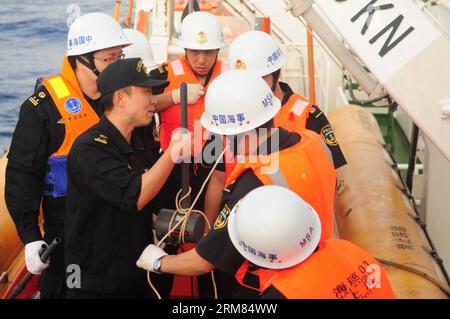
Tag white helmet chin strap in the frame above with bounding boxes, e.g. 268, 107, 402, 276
271, 69, 281, 92
76, 54, 100, 76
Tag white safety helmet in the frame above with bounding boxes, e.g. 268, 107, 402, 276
201, 70, 281, 135
67, 12, 131, 56
228, 185, 322, 269
228, 31, 285, 77
122, 28, 157, 69
177, 11, 225, 50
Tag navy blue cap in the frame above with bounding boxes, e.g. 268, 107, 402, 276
97, 58, 168, 96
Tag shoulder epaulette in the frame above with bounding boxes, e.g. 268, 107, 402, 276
27, 90, 48, 107
94, 134, 108, 145
310, 105, 323, 119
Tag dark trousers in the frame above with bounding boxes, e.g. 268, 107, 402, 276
39, 234, 66, 299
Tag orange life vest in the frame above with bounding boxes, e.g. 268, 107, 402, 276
225, 129, 336, 241
235, 239, 396, 299
273, 92, 313, 134
159, 55, 225, 151
224, 93, 313, 177
42, 56, 99, 197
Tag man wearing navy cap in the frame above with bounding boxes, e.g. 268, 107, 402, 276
64, 58, 192, 299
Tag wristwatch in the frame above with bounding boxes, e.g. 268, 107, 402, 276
152, 256, 164, 273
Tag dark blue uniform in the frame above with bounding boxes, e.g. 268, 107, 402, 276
65, 115, 171, 298
5, 82, 102, 299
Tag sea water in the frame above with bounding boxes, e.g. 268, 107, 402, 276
0, 0, 124, 151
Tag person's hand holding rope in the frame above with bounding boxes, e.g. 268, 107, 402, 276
137, 145, 228, 299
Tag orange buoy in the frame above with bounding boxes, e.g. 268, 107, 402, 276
328, 105, 449, 299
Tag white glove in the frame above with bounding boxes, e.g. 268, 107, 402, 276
25, 240, 49, 275
171, 83, 205, 104
136, 244, 168, 272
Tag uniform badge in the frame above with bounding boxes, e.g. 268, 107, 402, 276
321, 125, 338, 146
136, 59, 144, 72
214, 204, 231, 230
234, 59, 247, 70
28, 91, 48, 107
197, 31, 208, 44
94, 134, 108, 145
28, 96, 39, 107
64, 97, 82, 114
